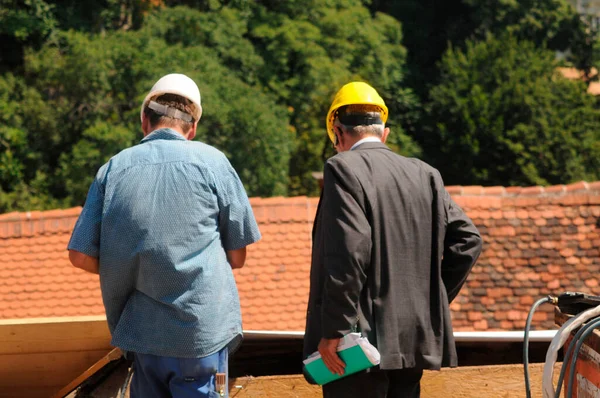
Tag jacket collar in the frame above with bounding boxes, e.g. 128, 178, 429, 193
352, 141, 392, 151
140, 128, 187, 143
350, 136, 382, 150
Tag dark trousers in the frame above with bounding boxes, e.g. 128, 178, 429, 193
322, 368, 423, 398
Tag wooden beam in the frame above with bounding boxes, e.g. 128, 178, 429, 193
0, 350, 111, 386
0, 317, 113, 398
51, 348, 123, 398
227, 363, 562, 398
0, 316, 110, 354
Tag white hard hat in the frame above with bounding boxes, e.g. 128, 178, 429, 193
140, 73, 202, 122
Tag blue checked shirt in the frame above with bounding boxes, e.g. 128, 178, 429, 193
68, 128, 261, 358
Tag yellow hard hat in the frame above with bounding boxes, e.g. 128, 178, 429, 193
326, 82, 388, 143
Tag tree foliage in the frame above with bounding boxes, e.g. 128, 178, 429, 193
0, 0, 421, 211
246, 1, 419, 194
0, 0, 599, 212
375, 0, 597, 96
425, 34, 600, 186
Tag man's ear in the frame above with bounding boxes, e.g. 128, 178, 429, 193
334, 126, 344, 146
141, 114, 151, 136
381, 127, 390, 144
187, 122, 198, 141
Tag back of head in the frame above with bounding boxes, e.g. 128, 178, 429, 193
140, 73, 202, 131
336, 104, 385, 138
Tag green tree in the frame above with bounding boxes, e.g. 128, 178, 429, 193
0, 0, 57, 70
426, 34, 600, 186
143, 2, 421, 195
249, 1, 420, 195
50, 0, 162, 32
374, 0, 596, 96
142, 6, 263, 84
464, 0, 598, 78
28, 29, 292, 202
0, 73, 64, 211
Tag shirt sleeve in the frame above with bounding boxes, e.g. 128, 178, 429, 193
67, 177, 104, 258
215, 159, 261, 250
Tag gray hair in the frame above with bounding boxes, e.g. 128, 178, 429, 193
335, 118, 385, 138
335, 104, 385, 138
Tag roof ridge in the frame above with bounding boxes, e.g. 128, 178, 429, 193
0, 207, 83, 222
446, 181, 600, 197
2, 181, 598, 238
0, 207, 82, 239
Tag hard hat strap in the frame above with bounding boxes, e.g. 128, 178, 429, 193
147, 101, 193, 122
338, 113, 382, 126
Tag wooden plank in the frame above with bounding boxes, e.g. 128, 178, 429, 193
0, 316, 107, 326
0, 316, 110, 355
0, 337, 111, 355
0, 386, 58, 398
421, 363, 561, 398
51, 348, 123, 398
228, 363, 562, 398
0, 317, 113, 397
0, 350, 111, 392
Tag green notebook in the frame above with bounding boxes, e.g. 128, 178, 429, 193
303, 333, 381, 385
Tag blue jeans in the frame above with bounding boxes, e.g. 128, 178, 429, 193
130, 347, 229, 398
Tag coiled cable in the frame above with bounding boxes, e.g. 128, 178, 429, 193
565, 318, 600, 398
553, 315, 600, 398
542, 304, 600, 398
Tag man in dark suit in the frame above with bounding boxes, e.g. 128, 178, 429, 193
303, 82, 483, 397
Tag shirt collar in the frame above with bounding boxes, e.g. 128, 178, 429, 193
140, 128, 187, 143
350, 136, 382, 151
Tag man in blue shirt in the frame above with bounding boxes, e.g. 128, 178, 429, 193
68, 73, 261, 398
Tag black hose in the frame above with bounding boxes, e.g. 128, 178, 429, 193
524, 296, 554, 398
554, 315, 600, 398
565, 318, 600, 398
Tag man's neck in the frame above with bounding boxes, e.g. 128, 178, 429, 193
145, 125, 189, 139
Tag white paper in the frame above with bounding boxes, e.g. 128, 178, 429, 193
303, 333, 380, 366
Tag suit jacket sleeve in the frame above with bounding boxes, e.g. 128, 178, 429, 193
440, 177, 483, 302
319, 158, 372, 339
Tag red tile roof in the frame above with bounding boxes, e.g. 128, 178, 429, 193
558, 67, 598, 81
558, 67, 600, 96
238, 197, 318, 330
447, 181, 600, 331
1, 182, 599, 332
0, 208, 104, 319
0, 198, 319, 331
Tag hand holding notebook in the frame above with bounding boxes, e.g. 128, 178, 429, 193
303, 333, 381, 385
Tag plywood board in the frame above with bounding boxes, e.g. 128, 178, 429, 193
0, 316, 110, 355
228, 363, 562, 398
0, 317, 113, 398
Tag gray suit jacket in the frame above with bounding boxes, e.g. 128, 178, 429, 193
303, 142, 482, 374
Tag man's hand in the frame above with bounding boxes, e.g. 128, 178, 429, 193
318, 337, 345, 376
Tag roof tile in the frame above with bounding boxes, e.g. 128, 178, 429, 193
566, 181, 589, 192
1, 183, 599, 332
